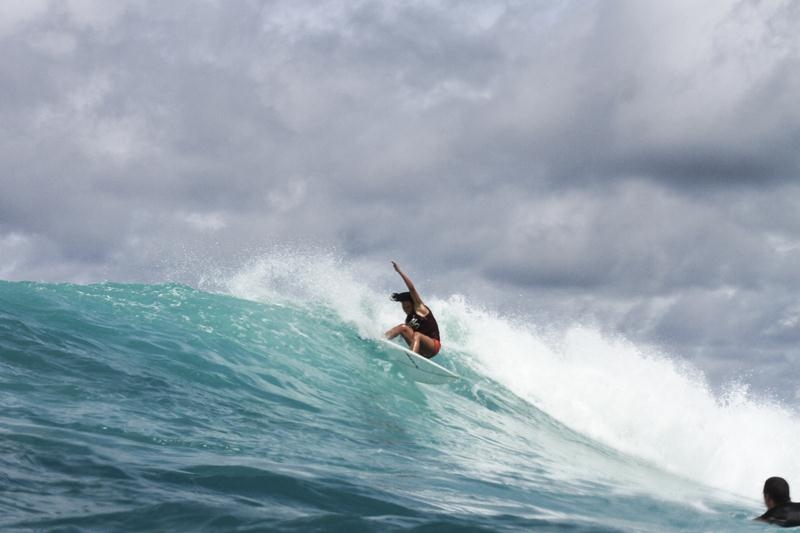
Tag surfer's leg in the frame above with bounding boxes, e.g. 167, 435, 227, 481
385, 324, 414, 347
411, 332, 439, 358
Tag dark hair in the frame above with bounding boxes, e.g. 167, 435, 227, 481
764, 477, 791, 505
391, 292, 412, 302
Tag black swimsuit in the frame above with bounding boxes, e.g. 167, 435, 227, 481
405, 308, 440, 341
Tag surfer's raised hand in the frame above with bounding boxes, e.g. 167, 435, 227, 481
391, 262, 423, 307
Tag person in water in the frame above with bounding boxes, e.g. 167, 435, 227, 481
756, 477, 800, 527
384, 261, 441, 358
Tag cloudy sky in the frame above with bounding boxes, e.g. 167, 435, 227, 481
2, 1, 799, 400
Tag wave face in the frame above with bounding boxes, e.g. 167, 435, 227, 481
1, 260, 796, 531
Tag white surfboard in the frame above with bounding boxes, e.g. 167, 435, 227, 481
376, 338, 459, 384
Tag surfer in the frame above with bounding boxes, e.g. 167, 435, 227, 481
756, 477, 800, 527
384, 261, 441, 358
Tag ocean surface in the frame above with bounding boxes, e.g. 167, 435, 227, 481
2, 258, 799, 531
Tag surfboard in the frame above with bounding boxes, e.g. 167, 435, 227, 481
376, 338, 459, 384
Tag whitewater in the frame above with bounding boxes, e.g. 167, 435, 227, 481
2, 255, 798, 532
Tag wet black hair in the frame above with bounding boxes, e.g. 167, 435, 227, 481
764, 477, 791, 505
391, 291, 412, 302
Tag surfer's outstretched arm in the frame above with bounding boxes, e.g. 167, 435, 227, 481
391, 261, 423, 306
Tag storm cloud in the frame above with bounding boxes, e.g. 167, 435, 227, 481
2, 0, 800, 400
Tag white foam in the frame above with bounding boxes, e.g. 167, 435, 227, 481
440, 297, 800, 499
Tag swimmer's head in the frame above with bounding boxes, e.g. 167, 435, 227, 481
764, 477, 791, 509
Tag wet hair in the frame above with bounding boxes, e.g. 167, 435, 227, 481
391, 292, 412, 302
764, 477, 791, 505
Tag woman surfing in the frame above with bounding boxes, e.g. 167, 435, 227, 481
384, 261, 441, 358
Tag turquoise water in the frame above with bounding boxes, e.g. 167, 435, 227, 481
0, 278, 786, 531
